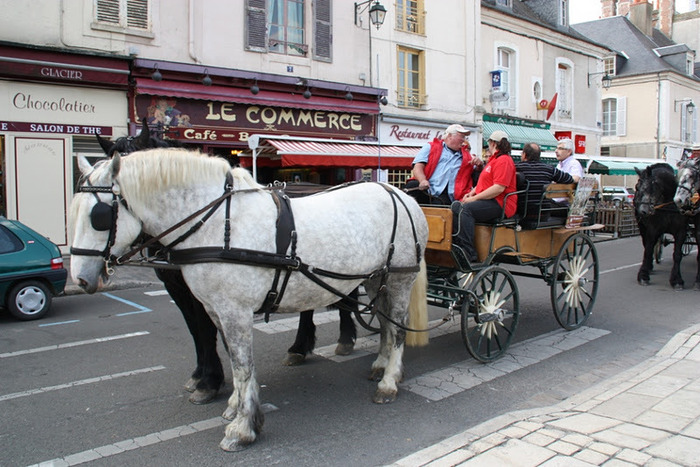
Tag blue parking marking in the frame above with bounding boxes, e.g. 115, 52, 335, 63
102, 292, 152, 316
39, 320, 80, 327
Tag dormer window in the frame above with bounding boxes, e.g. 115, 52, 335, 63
560, 0, 568, 26
496, 0, 512, 7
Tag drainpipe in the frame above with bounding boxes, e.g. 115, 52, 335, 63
189, 0, 199, 62
656, 72, 661, 159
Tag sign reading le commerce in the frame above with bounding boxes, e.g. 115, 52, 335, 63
135, 95, 374, 143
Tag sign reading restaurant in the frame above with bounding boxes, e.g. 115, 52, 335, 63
134, 94, 375, 143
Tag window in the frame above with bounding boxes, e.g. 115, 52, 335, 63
268, 0, 307, 55
95, 0, 149, 30
494, 47, 515, 111
555, 62, 573, 119
604, 57, 615, 76
495, 0, 512, 6
603, 97, 627, 136
681, 103, 697, 143
0, 225, 22, 255
559, 0, 568, 26
396, 0, 424, 34
397, 47, 424, 108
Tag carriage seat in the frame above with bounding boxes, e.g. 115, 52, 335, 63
474, 173, 530, 228
519, 183, 576, 230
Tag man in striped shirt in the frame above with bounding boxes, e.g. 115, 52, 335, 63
516, 143, 574, 220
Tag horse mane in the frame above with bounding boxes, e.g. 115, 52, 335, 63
104, 148, 242, 201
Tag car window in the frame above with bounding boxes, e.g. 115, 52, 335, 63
0, 225, 24, 254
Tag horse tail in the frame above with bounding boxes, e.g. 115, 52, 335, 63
406, 258, 428, 347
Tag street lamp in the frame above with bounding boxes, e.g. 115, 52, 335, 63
355, 1, 387, 30
587, 71, 613, 89
675, 98, 695, 113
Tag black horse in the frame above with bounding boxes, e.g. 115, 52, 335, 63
634, 163, 689, 289
674, 157, 700, 289
96, 121, 356, 404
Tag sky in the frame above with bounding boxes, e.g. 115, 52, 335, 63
570, 0, 603, 24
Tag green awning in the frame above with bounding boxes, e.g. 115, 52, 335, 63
587, 159, 661, 175
482, 121, 559, 151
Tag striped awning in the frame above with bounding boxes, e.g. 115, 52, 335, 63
482, 121, 559, 151
241, 139, 420, 169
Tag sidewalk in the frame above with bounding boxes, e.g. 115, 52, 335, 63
390, 323, 700, 467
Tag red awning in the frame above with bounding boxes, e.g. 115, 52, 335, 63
246, 140, 419, 169
134, 78, 379, 114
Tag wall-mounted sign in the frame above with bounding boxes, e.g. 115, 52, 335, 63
490, 70, 502, 89
575, 134, 586, 154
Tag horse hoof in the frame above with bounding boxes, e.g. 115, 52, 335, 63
184, 377, 199, 393
674, 284, 684, 291
283, 353, 306, 366
222, 407, 236, 421
219, 436, 252, 452
695, 283, 700, 291
372, 389, 397, 404
189, 388, 218, 405
638, 280, 650, 286
334, 343, 354, 356
368, 368, 384, 382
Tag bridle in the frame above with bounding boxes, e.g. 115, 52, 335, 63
69, 181, 127, 274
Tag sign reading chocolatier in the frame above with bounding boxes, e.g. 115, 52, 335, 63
134, 95, 376, 143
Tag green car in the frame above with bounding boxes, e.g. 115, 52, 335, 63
0, 216, 67, 320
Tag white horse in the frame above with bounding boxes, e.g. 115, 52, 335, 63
69, 148, 428, 451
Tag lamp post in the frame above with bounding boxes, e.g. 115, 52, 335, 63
587, 71, 613, 89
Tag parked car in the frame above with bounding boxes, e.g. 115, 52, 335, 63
0, 216, 67, 320
602, 186, 635, 206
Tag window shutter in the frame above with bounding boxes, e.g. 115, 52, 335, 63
96, 0, 120, 25
246, 0, 268, 52
313, 0, 332, 62
127, 0, 148, 29
617, 97, 627, 136
692, 108, 698, 143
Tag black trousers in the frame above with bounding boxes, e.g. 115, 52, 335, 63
404, 180, 451, 205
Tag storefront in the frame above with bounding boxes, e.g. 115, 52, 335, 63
0, 44, 129, 250
129, 59, 389, 185
481, 114, 559, 152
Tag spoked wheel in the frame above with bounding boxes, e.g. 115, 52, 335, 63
460, 265, 520, 363
353, 287, 380, 333
551, 233, 599, 330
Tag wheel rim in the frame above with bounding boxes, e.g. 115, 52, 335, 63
16, 286, 46, 315
551, 234, 599, 330
461, 266, 520, 363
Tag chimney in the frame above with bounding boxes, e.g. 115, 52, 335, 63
601, 0, 617, 17
629, 0, 654, 36
655, 0, 675, 37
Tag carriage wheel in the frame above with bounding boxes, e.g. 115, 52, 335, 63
353, 287, 380, 333
551, 233, 599, 330
460, 265, 520, 363
682, 232, 693, 256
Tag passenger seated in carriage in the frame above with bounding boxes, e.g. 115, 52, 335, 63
451, 130, 518, 263
405, 124, 482, 205
515, 142, 574, 221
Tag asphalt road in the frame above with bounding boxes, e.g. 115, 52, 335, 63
1, 235, 699, 466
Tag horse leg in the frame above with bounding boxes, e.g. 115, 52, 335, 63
219, 313, 264, 452
669, 226, 688, 290
637, 230, 660, 285
283, 310, 315, 366
335, 288, 358, 356
155, 268, 224, 404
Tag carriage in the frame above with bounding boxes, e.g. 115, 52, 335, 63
355, 179, 602, 363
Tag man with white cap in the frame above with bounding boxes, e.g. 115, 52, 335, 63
407, 123, 480, 205
452, 129, 518, 263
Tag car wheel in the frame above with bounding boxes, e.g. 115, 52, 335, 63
8, 280, 52, 320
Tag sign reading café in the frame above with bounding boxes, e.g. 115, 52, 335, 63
134, 95, 375, 143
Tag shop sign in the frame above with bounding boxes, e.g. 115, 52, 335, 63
0, 120, 112, 135
135, 95, 375, 142
575, 135, 586, 154
483, 113, 550, 130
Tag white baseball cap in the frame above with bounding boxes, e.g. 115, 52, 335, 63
488, 130, 509, 142
445, 124, 471, 135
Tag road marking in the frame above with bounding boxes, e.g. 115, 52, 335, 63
601, 262, 640, 275
0, 366, 165, 402
102, 292, 152, 315
31, 404, 279, 466
254, 308, 340, 333
144, 290, 170, 296
0, 331, 150, 359
403, 326, 610, 401
38, 319, 80, 327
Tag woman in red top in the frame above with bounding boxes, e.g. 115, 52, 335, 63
452, 130, 518, 263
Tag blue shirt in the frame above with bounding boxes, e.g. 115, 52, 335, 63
412, 142, 463, 200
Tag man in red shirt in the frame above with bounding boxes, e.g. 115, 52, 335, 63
452, 130, 518, 263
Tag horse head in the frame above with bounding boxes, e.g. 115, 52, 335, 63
69, 154, 143, 294
95, 119, 160, 158
674, 158, 700, 215
634, 163, 676, 219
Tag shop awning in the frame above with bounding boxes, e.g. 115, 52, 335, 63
482, 121, 559, 150
587, 159, 661, 175
134, 78, 379, 114
241, 138, 420, 169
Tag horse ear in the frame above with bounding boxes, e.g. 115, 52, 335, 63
111, 153, 122, 178
96, 134, 113, 155
635, 167, 643, 177
134, 119, 150, 148
77, 155, 93, 175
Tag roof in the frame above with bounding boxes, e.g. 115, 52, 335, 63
573, 16, 696, 79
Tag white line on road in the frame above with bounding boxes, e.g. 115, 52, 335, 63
0, 331, 150, 359
102, 292, 152, 315
144, 290, 170, 296
0, 366, 165, 402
